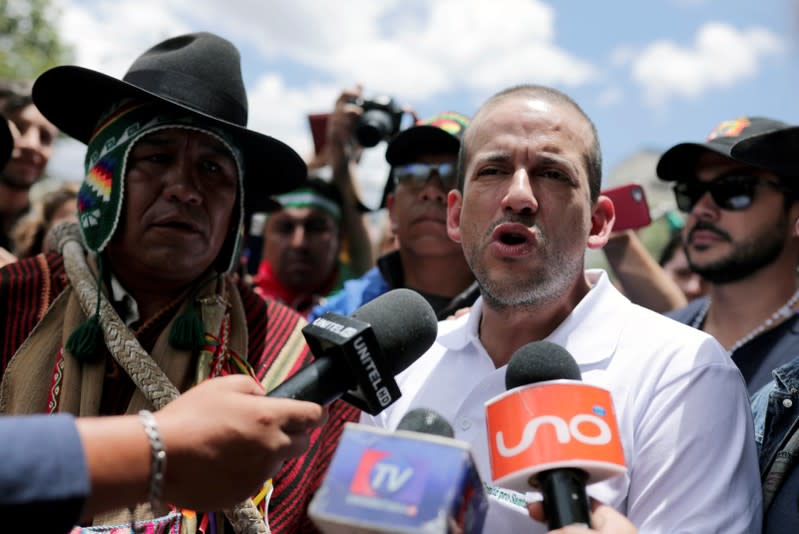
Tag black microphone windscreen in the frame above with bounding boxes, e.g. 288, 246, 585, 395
396, 408, 455, 438
351, 288, 438, 375
505, 340, 582, 390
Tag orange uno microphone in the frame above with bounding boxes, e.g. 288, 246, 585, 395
485, 341, 626, 529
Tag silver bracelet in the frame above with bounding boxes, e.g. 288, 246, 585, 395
138, 409, 167, 512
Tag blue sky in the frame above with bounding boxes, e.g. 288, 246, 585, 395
48, 0, 799, 208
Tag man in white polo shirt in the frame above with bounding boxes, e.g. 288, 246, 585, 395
361, 85, 761, 533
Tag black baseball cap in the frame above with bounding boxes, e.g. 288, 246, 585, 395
657, 117, 790, 182
731, 125, 799, 178
379, 111, 470, 208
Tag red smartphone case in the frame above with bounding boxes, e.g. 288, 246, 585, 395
602, 183, 652, 231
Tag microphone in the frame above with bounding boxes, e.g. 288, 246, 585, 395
485, 341, 626, 530
268, 288, 438, 414
396, 407, 455, 438
309, 409, 488, 533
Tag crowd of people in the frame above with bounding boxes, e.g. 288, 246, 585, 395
1, 30, 798, 534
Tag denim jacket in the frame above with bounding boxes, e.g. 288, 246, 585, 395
753, 357, 799, 473
752, 356, 799, 533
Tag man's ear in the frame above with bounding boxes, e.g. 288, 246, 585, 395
447, 190, 463, 243
587, 195, 615, 250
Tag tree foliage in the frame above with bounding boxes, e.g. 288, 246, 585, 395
0, 0, 73, 81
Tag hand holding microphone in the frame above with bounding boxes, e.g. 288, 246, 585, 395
268, 288, 438, 414
528, 500, 638, 534
485, 341, 627, 530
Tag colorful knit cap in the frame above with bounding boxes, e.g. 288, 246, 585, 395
80, 100, 245, 272
67, 101, 246, 361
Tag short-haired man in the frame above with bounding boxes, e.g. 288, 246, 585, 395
659, 117, 799, 396
0, 81, 58, 264
362, 85, 761, 532
310, 112, 478, 320
0, 33, 357, 533
255, 177, 356, 314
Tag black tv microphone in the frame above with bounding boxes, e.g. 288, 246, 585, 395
396, 407, 456, 438
268, 288, 438, 414
505, 341, 591, 530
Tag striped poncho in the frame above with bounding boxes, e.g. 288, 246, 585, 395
0, 251, 359, 533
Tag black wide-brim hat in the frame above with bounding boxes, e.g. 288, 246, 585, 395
731, 126, 799, 178
0, 117, 11, 169
657, 116, 789, 182
32, 32, 306, 213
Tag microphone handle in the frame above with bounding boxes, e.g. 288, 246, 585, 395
267, 356, 352, 405
538, 468, 592, 529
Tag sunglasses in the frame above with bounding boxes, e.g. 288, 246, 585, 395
673, 175, 792, 213
393, 162, 457, 190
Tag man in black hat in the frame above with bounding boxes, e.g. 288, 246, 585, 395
723, 125, 799, 534
0, 32, 357, 534
659, 116, 799, 396
310, 111, 478, 321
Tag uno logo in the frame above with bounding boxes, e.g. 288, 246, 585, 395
485, 382, 626, 484
496, 414, 612, 457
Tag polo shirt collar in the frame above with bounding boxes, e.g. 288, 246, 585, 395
438, 269, 624, 366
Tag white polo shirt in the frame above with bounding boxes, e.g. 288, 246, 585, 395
362, 270, 761, 533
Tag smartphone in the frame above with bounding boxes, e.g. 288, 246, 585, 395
602, 183, 652, 231
308, 113, 330, 155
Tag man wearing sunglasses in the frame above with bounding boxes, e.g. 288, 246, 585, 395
659, 117, 799, 399
309, 112, 479, 321
722, 123, 799, 534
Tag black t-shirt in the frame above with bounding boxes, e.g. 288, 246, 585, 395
377, 250, 479, 320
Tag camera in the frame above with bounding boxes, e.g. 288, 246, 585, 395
351, 95, 404, 147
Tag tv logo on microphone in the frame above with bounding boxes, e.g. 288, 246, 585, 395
348, 448, 428, 515
308, 424, 489, 533
486, 382, 627, 491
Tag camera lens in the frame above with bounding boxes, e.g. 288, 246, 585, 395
356, 109, 395, 147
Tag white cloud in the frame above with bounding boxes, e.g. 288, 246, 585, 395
49, 0, 596, 199
54, 0, 596, 103
629, 22, 784, 107
58, 0, 190, 76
